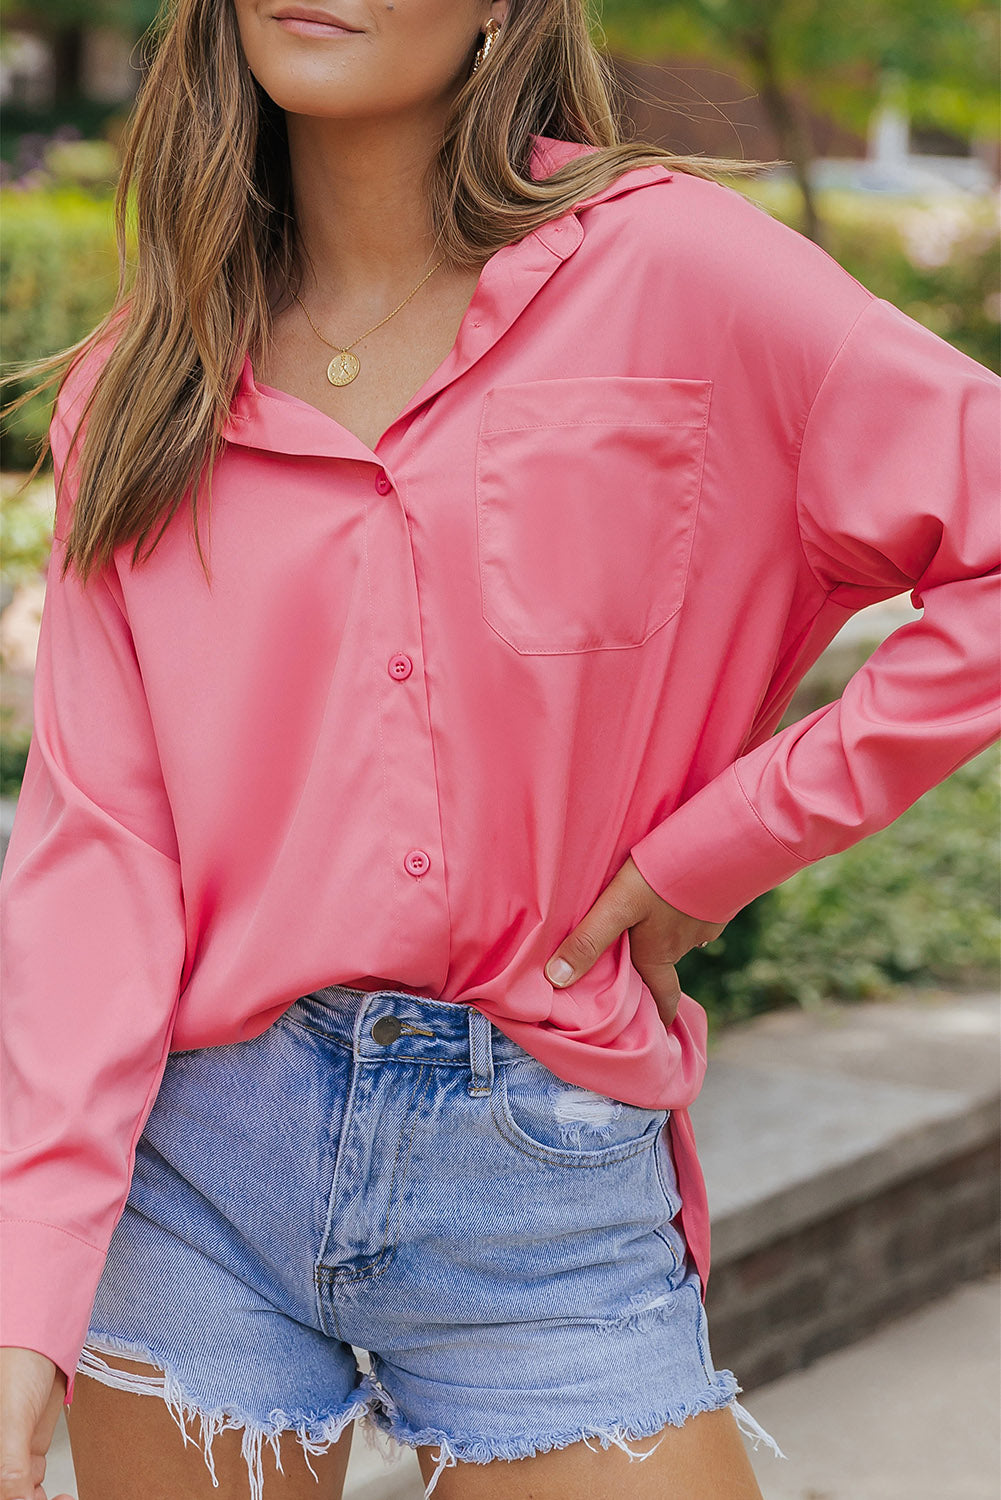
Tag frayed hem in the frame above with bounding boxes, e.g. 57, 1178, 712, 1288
76, 1332, 376, 1500
728, 1395, 788, 1460
358, 1365, 785, 1499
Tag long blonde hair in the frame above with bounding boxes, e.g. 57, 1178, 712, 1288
3, 0, 770, 586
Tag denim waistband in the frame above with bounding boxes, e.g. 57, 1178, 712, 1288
289, 984, 528, 1095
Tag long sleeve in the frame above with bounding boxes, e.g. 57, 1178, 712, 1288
0, 377, 186, 1404
630, 296, 1001, 923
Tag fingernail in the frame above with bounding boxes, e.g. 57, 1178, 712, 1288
546, 958, 574, 986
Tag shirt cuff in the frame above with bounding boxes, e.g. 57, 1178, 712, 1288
0, 1218, 107, 1406
629, 762, 808, 924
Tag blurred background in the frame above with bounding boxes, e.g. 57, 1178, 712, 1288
0, 3, 998, 1497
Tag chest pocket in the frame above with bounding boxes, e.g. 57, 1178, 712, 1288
474, 375, 711, 654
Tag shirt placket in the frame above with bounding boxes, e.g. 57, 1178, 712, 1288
361, 458, 453, 987
354, 220, 587, 989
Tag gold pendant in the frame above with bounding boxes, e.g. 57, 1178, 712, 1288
327, 350, 360, 386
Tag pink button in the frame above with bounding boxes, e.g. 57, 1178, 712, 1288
388, 654, 413, 681
404, 849, 430, 877
374, 471, 392, 495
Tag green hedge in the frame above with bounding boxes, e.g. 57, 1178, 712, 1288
0, 186, 122, 468
680, 745, 1000, 1038
0, 737, 31, 800
0, 475, 54, 794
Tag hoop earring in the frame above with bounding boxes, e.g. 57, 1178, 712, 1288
471, 17, 501, 74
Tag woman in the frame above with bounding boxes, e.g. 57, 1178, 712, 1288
1, 1, 997, 1497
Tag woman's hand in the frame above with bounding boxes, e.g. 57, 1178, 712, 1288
0, 1348, 74, 1500
544, 856, 726, 1029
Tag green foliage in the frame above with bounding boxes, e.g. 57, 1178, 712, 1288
0, 731, 30, 800
674, 889, 779, 1038
0, 473, 55, 588
0, 1, 160, 31
0, 475, 52, 796
0, 186, 121, 468
680, 746, 1001, 1034
600, 0, 1001, 140
42, 139, 121, 191
0, 103, 127, 160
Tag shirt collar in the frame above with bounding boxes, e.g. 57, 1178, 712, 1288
221, 135, 672, 461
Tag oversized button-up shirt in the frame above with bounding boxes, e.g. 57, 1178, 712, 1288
2, 134, 999, 1402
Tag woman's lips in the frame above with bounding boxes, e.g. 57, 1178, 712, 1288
275, 16, 360, 36
274, 8, 364, 36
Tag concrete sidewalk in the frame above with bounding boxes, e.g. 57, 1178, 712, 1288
744, 1271, 1000, 1500
43, 1271, 1000, 1497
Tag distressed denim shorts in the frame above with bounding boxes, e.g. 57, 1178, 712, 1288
78, 984, 785, 1498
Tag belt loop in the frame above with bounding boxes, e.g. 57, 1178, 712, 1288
467, 1007, 494, 1096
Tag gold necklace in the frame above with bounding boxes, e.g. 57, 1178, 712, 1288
290, 256, 447, 386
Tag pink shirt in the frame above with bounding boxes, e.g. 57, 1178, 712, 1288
2, 135, 999, 1403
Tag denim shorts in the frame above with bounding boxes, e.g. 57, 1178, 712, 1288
77, 984, 785, 1498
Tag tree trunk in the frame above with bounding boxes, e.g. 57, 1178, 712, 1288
742, 29, 823, 246
49, 24, 86, 102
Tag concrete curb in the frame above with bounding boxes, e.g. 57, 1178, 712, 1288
700, 1065, 999, 1265
695, 988, 1000, 1389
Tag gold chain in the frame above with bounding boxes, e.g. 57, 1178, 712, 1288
289, 256, 447, 386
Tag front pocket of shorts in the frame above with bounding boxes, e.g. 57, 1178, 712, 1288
493, 1054, 670, 1167
475, 375, 711, 654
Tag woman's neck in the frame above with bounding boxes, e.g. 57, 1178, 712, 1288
285, 108, 454, 305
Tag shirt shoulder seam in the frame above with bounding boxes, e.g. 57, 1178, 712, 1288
792, 294, 877, 591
